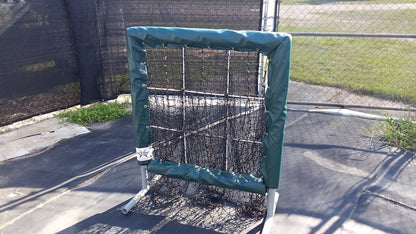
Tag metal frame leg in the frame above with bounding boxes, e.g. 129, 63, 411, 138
262, 188, 279, 234
122, 165, 149, 214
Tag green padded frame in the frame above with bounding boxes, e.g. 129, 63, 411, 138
126, 27, 291, 193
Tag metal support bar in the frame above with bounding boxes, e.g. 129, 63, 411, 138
274, 0, 281, 32
288, 101, 416, 112
262, 188, 279, 234
224, 50, 231, 171
181, 47, 188, 164
290, 32, 416, 39
261, 0, 277, 32
259, 0, 278, 96
122, 165, 149, 214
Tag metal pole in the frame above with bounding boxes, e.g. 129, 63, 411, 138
262, 188, 279, 234
288, 101, 416, 112
274, 0, 281, 32
259, 0, 278, 96
122, 165, 149, 214
182, 47, 188, 164
290, 32, 416, 39
224, 50, 231, 171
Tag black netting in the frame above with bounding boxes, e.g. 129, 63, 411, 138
94, 0, 262, 99
1, 0, 261, 126
135, 47, 267, 232
146, 48, 264, 173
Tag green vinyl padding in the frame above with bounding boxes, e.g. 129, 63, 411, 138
148, 158, 266, 194
126, 27, 291, 190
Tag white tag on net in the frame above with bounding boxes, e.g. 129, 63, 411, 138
136, 147, 154, 162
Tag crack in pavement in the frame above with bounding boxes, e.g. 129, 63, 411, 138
363, 190, 416, 212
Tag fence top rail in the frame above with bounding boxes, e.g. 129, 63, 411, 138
289, 32, 416, 39
288, 101, 416, 112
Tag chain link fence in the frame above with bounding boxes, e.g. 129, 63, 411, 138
277, 0, 416, 112
2, 0, 414, 125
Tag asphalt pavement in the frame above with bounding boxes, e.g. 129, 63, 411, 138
0, 107, 415, 233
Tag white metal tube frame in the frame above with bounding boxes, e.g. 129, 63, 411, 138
262, 188, 279, 234
260, 2, 280, 232
122, 165, 149, 214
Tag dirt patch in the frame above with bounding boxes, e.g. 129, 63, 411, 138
0, 91, 80, 127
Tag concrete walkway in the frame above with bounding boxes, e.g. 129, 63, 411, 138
0, 109, 415, 233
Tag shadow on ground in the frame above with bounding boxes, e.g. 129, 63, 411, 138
1, 110, 415, 233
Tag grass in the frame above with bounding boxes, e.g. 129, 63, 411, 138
329, 8, 416, 21
379, 113, 416, 151
314, 9, 416, 34
288, 36, 416, 104
278, 1, 416, 105
57, 102, 131, 126
279, 6, 416, 34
